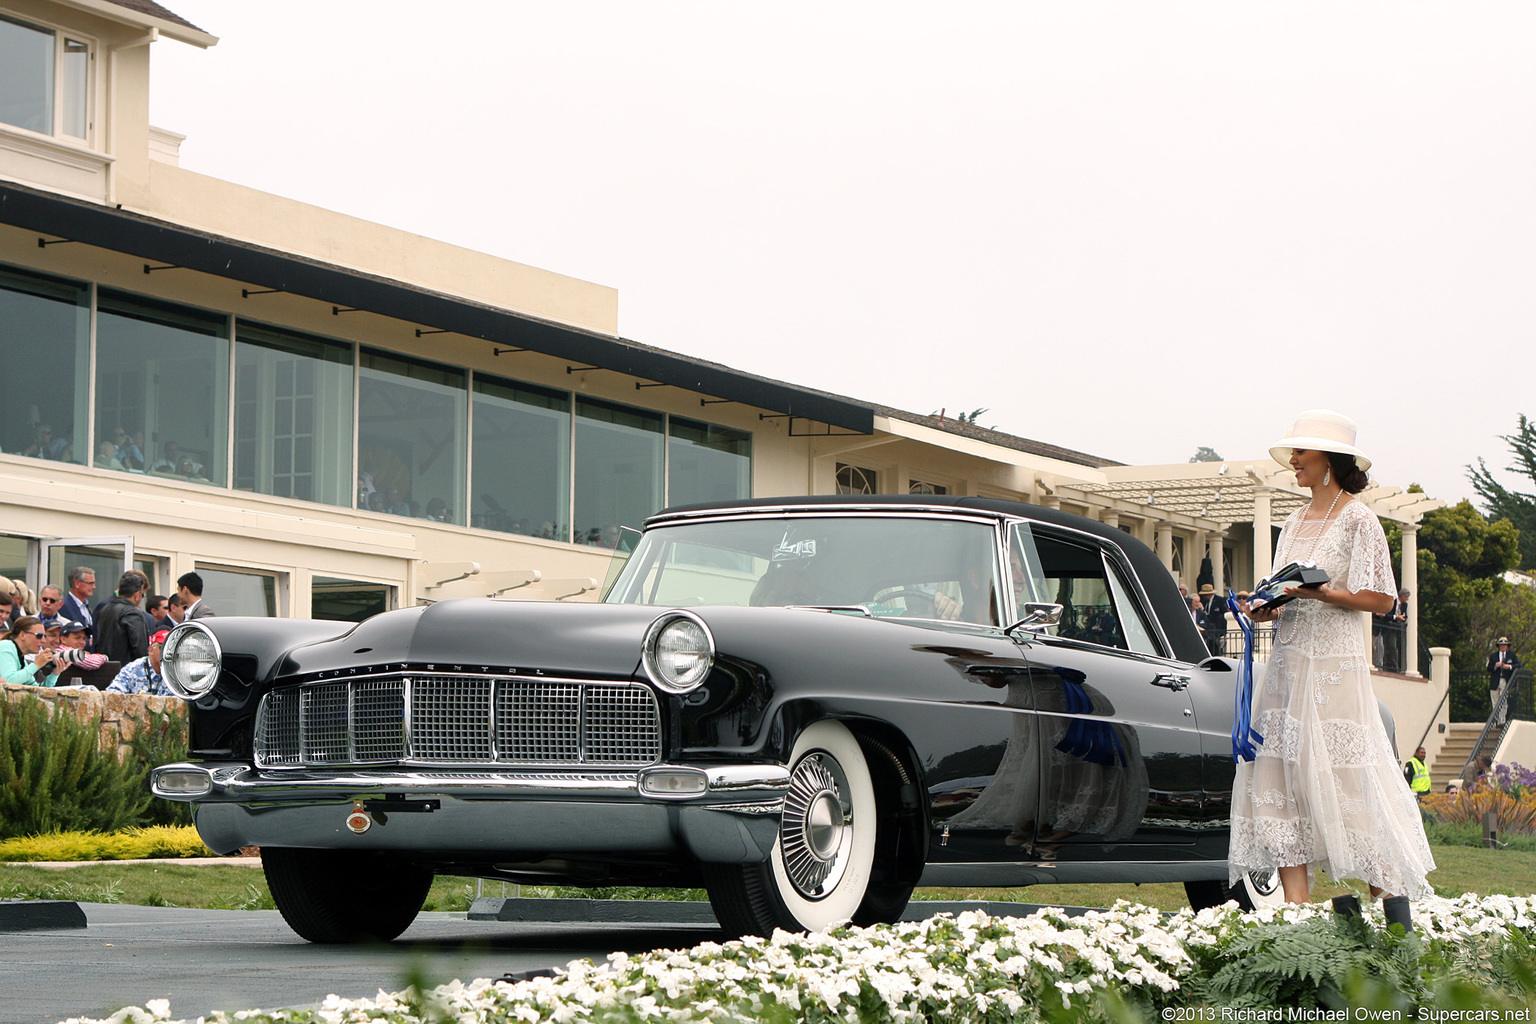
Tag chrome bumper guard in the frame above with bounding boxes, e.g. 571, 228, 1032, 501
150, 762, 790, 864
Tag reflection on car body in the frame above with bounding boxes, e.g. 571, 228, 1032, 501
151, 495, 1270, 943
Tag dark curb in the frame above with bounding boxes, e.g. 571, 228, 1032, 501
0, 900, 87, 931
468, 897, 1099, 925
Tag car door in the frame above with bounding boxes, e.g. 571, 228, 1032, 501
1008, 522, 1208, 862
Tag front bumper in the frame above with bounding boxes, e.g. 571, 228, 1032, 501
151, 762, 789, 864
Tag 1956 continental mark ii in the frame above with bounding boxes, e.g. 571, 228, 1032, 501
152, 496, 1275, 943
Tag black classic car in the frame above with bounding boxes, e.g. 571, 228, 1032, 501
151, 496, 1275, 943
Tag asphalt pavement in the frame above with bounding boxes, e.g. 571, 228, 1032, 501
0, 903, 719, 1024
0, 896, 1084, 1024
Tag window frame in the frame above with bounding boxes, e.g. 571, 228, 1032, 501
0, 10, 95, 143
1008, 519, 1175, 660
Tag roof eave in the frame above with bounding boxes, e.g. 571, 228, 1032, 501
52, 0, 218, 47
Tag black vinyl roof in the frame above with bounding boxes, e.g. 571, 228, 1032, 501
650, 494, 1207, 664
0, 181, 874, 434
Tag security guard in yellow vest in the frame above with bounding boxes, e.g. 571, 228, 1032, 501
1404, 746, 1431, 798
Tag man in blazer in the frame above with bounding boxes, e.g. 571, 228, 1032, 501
59, 566, 98, 648
177, 571, 216, 619
1488, 638, 1522, 725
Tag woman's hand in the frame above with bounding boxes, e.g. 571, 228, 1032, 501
1248, 601, 1280, 623
1285, 582, 1332, 603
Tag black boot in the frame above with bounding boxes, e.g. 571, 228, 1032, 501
1382, 895, 1412, 933
1331, 895, 1362, 917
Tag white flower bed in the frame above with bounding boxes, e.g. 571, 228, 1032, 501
62, 894, 1536, 1024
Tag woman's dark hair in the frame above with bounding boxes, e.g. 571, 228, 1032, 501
2, 616, 43, 643
1326, 451, 1370, 494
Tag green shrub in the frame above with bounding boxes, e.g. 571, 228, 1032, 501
127, 706, 191, 827
0, 698, 151, 840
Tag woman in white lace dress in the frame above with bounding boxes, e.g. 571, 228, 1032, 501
1230, 411, 1434, 928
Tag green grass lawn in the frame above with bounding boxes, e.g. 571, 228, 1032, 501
1, 843, 1530, 913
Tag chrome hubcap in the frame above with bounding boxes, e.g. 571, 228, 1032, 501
780, 752, 852, 898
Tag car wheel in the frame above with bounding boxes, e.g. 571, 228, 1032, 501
261, 847, 433, 943
1184, 868, 1283, 912
704, 721, 879, 937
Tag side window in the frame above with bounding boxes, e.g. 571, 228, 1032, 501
1009, 523, 1159, 655
1103, 559, 1162, 657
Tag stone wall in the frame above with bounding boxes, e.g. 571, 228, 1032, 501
1, 682, 185, 759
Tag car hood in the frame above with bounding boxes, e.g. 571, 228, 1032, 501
276, 599, 667, 681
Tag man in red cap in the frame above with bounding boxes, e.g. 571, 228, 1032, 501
106, 629, 172, 696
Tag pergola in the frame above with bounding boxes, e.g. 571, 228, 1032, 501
1064, 460, 1444, 675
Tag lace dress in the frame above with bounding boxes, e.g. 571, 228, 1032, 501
1229, 500, 1436, 898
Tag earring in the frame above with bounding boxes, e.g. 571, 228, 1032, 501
1323, 468, 1331, 487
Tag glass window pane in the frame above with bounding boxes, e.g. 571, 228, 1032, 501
196, 566, 277, 617
835, 463, 879, 494
574, 397, 662, 547
472, 375, 569, 540
667, 417, 750, 508
0, 263, 89, 463
97, 290, 229, 485
234, 323, 354, 507
61, 38, 88, 138
312, 576, 392, 623
0, 536, 29, 584
0, 15, 53, 135
358, 350, 465, 524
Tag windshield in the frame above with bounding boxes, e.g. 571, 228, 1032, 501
604, 515, 1004, 624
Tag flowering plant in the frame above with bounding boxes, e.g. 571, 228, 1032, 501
61, 894, 1536, 1024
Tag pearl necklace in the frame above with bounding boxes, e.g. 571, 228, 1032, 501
1277, 487, 1343, 643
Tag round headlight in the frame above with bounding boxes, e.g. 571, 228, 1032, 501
161, 623, 222, 698
642, 612, 715, 693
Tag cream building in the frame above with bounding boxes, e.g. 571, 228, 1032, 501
0, 1, 1446, 752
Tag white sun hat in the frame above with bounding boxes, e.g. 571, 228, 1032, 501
1269, 409, 1371, 473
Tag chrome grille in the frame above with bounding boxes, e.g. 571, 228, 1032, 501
497, 681, 581, 762
254, 674, 662, 768
584, 685, 663, 764
413, 676, 494, 762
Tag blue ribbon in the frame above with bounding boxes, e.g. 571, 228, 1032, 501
1227, 592, 1264, 762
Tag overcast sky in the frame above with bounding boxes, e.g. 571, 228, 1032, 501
147, 1, 1536, 505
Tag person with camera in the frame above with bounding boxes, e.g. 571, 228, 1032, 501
1229, 411, 1433, 932
1, 616, 63, 686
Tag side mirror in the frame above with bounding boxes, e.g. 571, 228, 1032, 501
1005, 602, 1063, 634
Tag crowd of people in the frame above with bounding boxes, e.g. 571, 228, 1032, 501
12, 424, 210, 481
0, 568, 214, 696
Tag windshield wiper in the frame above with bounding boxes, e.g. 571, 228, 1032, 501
784, 604, 874, 617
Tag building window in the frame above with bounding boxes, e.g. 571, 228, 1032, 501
574, 397, 662, 547
196, 565, 280, 617
0, 263, 88, 463
234, 323, 354, 507
909, 480, 947, 495
835, 463, 879, 495
358, 349, 466, 524
668, 417, 750, 508
312, 576, 392, 622
0, 15, 90, 140
471, 375, 570, 540
96, 290, 229, 485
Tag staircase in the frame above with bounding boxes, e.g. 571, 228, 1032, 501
1429, 722, 1504, 791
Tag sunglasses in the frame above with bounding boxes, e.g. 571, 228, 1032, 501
28, 632, 45, 639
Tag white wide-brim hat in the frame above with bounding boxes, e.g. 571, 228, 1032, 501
1269, 409, 1371, 473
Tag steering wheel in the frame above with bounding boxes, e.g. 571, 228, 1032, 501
868, 587, 940, 617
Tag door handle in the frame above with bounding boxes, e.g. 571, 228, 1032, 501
1151, 672, 1190, 691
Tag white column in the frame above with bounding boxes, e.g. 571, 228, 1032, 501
1099, 510, 1120, 530
1402, 521, 1420, 677
1210, 529, 1226, 593
1252, 488, 1273, 584
1192, 529, 1208, 589
1155, 523, 1174, 573
1040, 494, 1061, 510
